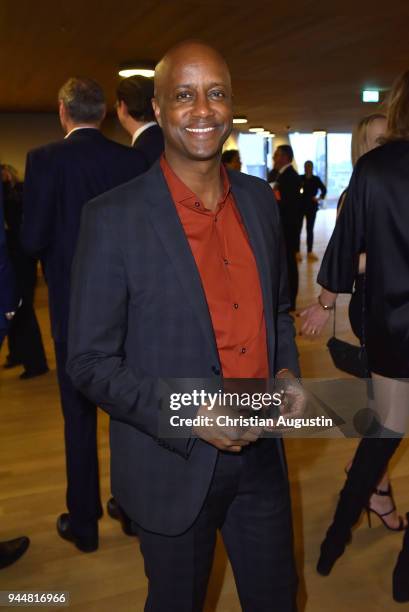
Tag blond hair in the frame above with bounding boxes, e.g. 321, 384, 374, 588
385, 70, 409, 141
351, 113, 386, 165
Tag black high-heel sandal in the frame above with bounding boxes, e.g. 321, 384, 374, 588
366, 485, 405, 532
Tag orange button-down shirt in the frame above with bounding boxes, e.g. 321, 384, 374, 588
160, 156, 269, 378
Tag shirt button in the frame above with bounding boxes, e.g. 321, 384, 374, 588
233, 303, 239, 309
241, 348, 247, 354
224, 258, 229, 265
194, 202, 200, 208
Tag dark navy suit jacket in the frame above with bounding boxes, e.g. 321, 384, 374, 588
276, 165, 303, 229
21, 128, 147, 342
133, 123, 164, 168
67, 162, 299, 535
0, 183, 17, 332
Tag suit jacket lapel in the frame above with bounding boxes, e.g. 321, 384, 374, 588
230, 177, 276, 375
144, 164, 220, 364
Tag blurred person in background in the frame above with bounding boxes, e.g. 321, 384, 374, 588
269, 144, 302, 310
116, 74, 164, 167
0, 180, 30, 569
21, 77, 147, 553
300, 114, 387, 337
221, 148, 242, 171
2, 163, 48, 379
298, 160, 327, 260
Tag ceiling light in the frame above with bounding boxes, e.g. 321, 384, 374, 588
118, 68, 155, 78
249, 127, 264, 133
118, 62, 155, 78
233, 117, 248, 124
362, 89, 379, 103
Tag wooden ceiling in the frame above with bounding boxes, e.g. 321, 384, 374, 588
2, 2, 409, 131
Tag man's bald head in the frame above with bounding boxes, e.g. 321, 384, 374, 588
154, 40, 231, 101
152, 40, 233, 165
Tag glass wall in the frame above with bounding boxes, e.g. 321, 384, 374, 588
327, 133, 352, 199
289, 132, 352, 204
235, 131, 353, 197
289, 132, 326, 182
237, 133, 271, 179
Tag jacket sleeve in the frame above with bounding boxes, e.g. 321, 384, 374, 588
66, 199, 194, 458
21, 149, 56, 257
318, 160, 366, 293
265, 184, 300, 376
275, 223, 300, 376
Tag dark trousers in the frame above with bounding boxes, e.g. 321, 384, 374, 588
282, 222, 299, 311
54, 341, 102, 537
297, 201, 318, 252
304, 202, 318, 252
7, 255, 47, 372
7, 300, 47, 372
139, 439, 297, 612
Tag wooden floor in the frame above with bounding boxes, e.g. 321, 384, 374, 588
1, 209, 408, 611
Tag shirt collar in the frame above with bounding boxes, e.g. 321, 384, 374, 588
160, 154, 231, 212
64, 126, 99, 139
131, 121, 158, 146
278, 162, 293, 175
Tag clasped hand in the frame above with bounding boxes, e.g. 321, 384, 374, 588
193, 377, 307, 450
192, 403, 263, 453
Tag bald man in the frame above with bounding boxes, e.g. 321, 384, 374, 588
68, 41, 300, 611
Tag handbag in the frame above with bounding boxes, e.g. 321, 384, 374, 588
327, 335, 369, 378
326, 277, 370, 378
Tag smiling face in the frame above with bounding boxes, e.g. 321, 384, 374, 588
152, 43, 233, 165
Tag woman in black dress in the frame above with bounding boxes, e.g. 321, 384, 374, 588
300, 114, 407, 532
311, 71, 409, 603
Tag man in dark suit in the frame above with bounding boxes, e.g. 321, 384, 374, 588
270, 145, 302, 310
0, 182, 30, 569
68, 43, 303, 610
21, 77, 147, 552
116, 75, 164, 167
